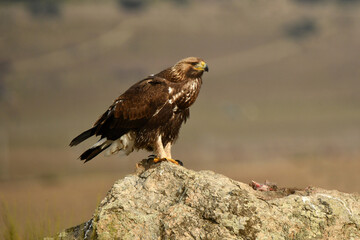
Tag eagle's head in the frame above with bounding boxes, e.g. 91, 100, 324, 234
172, 57, 209, 80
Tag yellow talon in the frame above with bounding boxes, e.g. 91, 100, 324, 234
153, 157, 179, 165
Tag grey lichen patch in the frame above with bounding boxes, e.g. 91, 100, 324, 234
225, 189, 261, 239
53, 160, 360, 240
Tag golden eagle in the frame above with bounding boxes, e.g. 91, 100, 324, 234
70, 57, 208, 165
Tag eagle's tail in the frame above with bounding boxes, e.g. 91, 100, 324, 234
80, 145, 110, 163
72, 132, 135, 163
69, 127, 96, 147
80, 138, 112, 163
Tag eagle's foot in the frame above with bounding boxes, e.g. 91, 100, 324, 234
153, 157, 181, 165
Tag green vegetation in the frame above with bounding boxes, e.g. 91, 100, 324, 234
1, 200, 58, 240
1, 202, 19, 240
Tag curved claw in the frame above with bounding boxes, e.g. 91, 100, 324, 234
175, 160, 183, 166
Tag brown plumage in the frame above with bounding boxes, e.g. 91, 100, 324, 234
70, 57, 208, 163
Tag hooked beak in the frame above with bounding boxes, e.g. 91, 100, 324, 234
204, 64, 209, 72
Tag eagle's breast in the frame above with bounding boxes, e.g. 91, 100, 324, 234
169, 78, 202, 110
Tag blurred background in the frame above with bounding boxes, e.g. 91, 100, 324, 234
0, 0, 360, 238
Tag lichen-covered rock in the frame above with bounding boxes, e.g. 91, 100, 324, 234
52, 160, 360, 240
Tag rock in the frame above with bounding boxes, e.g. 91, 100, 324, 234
52, 159, 360, 240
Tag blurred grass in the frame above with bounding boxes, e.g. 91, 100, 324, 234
1, 0, 360, 238
1, 202, 20, 240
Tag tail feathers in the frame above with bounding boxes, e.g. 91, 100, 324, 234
80, 144, 110, 163
79, 138, 111, 163
70, 127, 96, 146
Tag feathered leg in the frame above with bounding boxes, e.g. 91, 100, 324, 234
153, 136, 179, 165
164, 142, 172, 159
154, 135, 167, 158
164, 142, 183, 166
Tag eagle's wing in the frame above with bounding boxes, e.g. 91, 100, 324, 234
93, 76, 170, 139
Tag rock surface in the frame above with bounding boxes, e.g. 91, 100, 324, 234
52, 159, 360, 240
